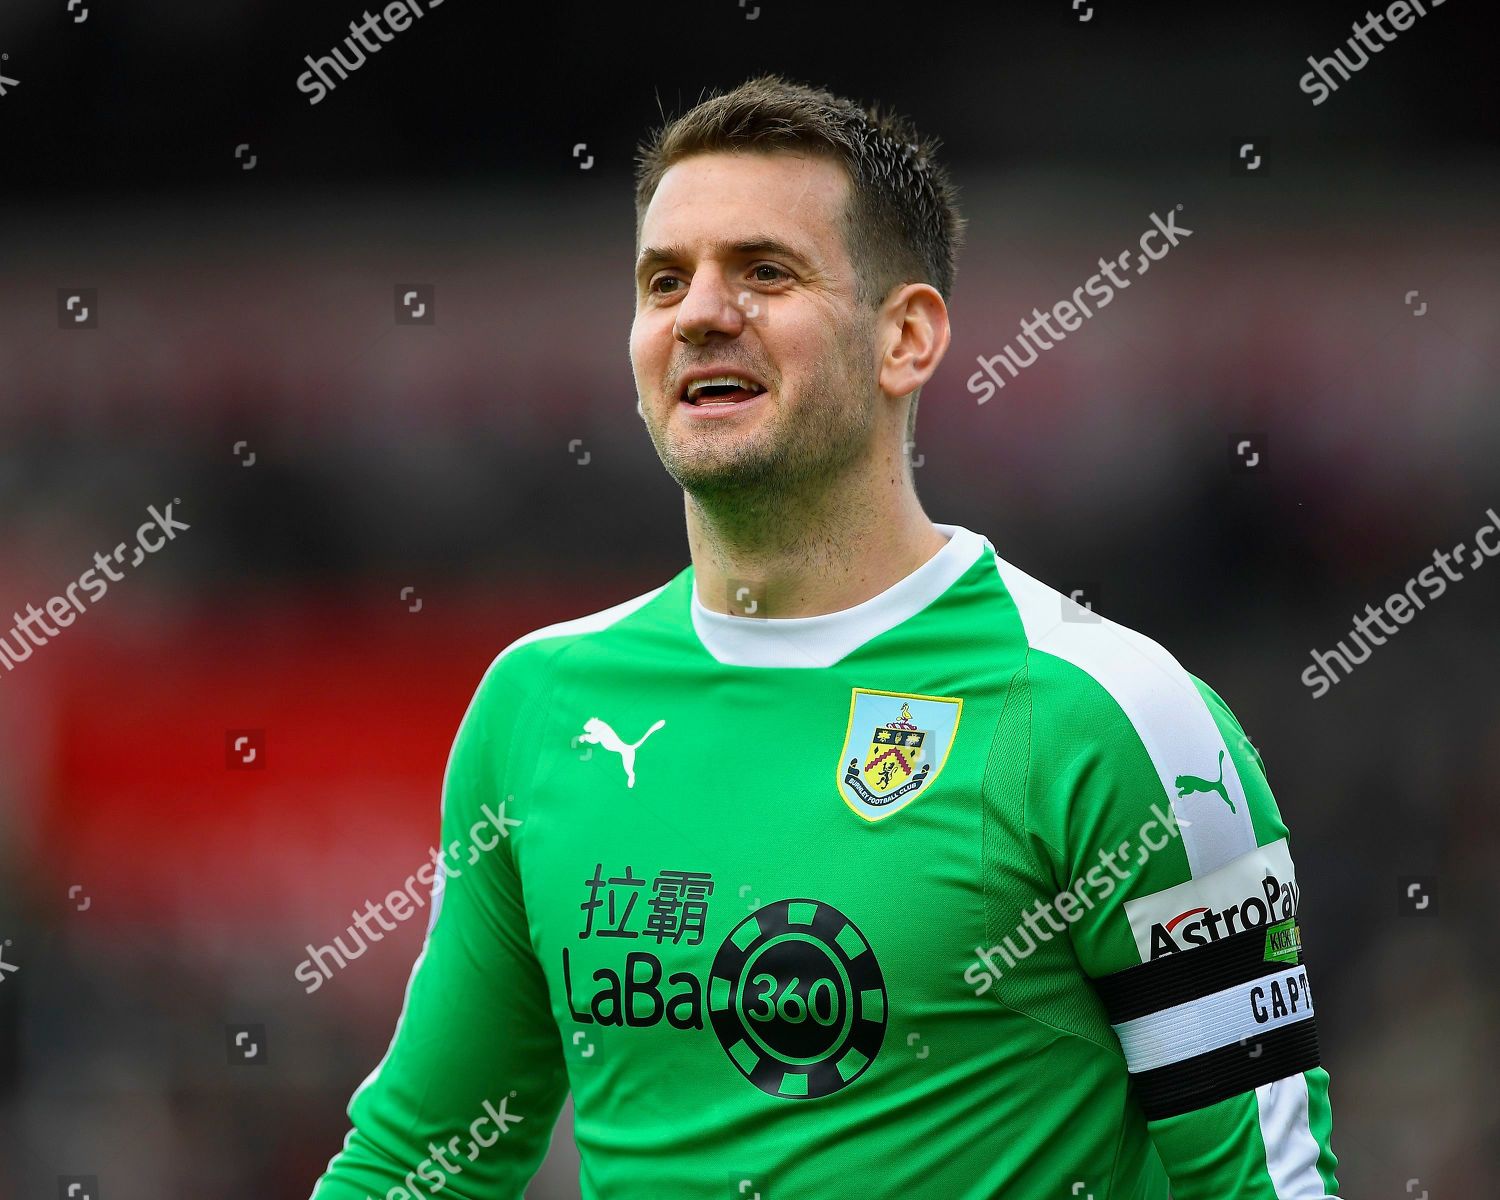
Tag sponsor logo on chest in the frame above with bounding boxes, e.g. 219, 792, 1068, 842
560, 862, 888, 1100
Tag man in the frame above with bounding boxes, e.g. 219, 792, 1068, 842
312, 75, 1338, 1199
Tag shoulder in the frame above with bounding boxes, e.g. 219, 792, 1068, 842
467, 576, 681, 710
990, 552, 1210, 736
991, 552, 1263, 874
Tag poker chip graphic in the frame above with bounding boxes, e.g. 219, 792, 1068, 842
708, 898, 887, 1099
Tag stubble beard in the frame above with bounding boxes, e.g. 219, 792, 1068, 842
647, 339, 878, 524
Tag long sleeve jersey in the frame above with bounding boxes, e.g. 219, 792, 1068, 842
311, 522, 1338, 1199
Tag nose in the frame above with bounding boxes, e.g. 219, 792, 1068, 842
673, 270, 748, 345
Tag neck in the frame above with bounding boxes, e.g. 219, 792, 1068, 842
685, 442, 946, 618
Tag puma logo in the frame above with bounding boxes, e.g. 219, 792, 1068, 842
1174, 749, 1234, 813
579, 717, 666, 789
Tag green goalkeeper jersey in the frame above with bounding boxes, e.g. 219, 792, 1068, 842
311, 523, 1339, 1199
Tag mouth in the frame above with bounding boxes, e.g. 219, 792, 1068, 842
679, 373, 769, 410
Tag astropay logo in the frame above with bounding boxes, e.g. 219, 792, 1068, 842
1125, 838, 1300, 960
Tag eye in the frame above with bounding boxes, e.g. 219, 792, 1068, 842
752, 263, 790, 283
649, 275, 684, 296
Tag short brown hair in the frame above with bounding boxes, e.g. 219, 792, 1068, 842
634, 74, 966, 308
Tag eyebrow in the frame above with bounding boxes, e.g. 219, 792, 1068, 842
634, 237, 811, 283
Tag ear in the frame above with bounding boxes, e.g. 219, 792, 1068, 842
877, 283, 951, 402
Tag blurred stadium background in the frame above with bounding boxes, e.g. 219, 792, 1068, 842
1, 1, 1496, 1196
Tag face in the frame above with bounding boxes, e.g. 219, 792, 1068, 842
630, 151, 883, 501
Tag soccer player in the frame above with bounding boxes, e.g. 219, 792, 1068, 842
311, 75, 1338, 1199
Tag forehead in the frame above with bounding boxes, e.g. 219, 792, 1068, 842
638, 150, 852, 265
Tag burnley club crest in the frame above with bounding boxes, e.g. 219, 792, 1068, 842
837, 689, 962, 821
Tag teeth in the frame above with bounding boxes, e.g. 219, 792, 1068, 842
686, 374, 763, 402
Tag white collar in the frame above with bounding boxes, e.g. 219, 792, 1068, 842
689, 523, 986, 668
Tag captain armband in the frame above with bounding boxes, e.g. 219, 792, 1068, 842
1093, 918, 1321, 1119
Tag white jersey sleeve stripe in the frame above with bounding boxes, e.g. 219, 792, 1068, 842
1258, 1072, 1335, 1198
989, 549, 1257, 877
501, 582, 671, 658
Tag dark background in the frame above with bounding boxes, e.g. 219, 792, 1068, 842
1, 1, 1496, 1196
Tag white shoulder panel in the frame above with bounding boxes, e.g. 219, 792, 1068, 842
499, 581, 672, 661
991, 549, 1257, 878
